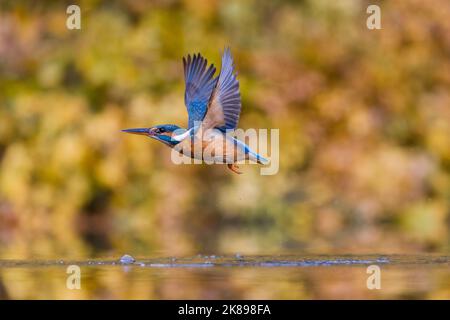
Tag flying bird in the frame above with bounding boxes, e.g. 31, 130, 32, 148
122, 48, 268, 174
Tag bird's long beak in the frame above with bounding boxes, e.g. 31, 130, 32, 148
121, 128, 152, 136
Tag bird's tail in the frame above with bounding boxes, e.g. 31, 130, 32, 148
256, 154, 270, 165
243, 144, 270, 165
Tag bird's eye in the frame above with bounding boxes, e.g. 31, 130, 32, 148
158, 128, 166, 133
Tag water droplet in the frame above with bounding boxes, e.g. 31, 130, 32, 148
120, 254, 135, 264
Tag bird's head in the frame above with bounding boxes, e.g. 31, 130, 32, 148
122, 124, 186, 147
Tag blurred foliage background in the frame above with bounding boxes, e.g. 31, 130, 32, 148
0, 0, 449, 260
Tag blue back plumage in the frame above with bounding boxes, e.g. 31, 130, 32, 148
183, 53, 218, 129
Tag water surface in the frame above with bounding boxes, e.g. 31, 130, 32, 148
0, 255, 448, 299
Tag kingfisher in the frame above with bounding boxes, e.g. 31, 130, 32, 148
122, 48, 269, 174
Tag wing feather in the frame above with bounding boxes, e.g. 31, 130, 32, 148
183, 53, 218, 129
201, 48, 242, 131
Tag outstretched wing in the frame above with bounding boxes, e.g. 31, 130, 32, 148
201, 48, 242, 131
183, 53, 218, 129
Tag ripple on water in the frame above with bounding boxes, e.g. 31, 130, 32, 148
0, 254, 449, 268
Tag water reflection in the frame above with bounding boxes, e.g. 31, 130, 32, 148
0, 255, 448, 299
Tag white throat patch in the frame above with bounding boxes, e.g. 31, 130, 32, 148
172, 128, 194, 142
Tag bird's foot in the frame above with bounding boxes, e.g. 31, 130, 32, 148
227, 164, 243, 174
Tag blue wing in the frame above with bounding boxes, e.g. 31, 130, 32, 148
202, 48, 242, 131
183, 53, 218, 129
